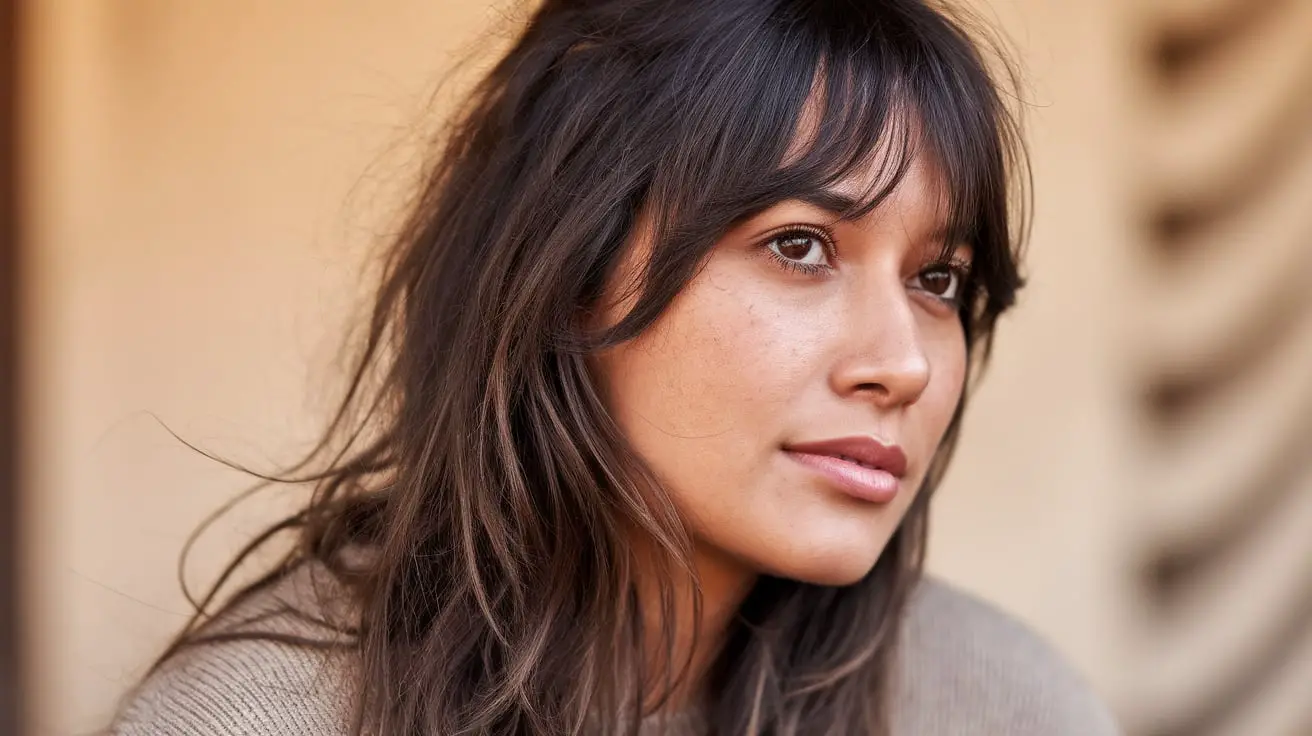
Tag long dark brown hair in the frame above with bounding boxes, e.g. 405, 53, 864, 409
155, 0, 1028, 734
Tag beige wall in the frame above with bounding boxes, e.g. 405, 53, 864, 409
21, 1, 1307, 734
23, 3, 500, 731
1121, 2, 1312, 733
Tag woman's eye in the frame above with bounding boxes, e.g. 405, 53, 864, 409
911, 264, 964, 303
766, 232, 831, 268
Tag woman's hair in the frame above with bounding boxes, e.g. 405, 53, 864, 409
157, 0, 1028, 734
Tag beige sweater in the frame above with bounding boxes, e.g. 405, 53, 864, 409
111, 565, 1120, 735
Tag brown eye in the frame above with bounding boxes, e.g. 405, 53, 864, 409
920, 267, 956, 296
910, 264, 965, 303
767, 232, 830, 267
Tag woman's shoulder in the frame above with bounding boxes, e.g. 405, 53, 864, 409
110, 562, 357, 736
895, 577, 1122, 736
111, 568, 1120, 735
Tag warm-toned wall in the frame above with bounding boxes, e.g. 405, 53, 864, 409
21, 1, 1306, 735
2, 0, 23, 732
1120, 2, 1312, 734
22, 3, 502, 731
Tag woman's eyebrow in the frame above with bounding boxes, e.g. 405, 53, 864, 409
794, 189, 862, 218
792, 189, 959, 244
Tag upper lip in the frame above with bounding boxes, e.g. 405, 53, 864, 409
784, 436, 908, 478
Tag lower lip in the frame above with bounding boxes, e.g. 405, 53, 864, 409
784, 451, 901, 504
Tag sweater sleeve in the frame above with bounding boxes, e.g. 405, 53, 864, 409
894, 578, 1123, 736
110, 636, 352, 736
110, 563, 357, 736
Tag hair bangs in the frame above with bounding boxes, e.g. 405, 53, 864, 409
775, 16, 1021, 262
603, 1, 1024, 359
745, 0, 1026, 335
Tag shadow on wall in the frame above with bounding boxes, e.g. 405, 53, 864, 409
2, 0, 24, 732
1129, 0, 1312, 734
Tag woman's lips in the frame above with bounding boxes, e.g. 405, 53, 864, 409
782, 436, 907, 504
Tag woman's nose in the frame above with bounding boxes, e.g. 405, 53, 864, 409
827, 289, 932, 410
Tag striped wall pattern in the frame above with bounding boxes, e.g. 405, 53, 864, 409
1130, 1, 1312, 734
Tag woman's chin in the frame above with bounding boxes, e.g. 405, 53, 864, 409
753, 539, 888, 588
785, 560, 880, 588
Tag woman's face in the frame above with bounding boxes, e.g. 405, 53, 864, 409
594, 155, 969, 587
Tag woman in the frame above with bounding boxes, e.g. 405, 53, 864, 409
113, 0, 1119, 734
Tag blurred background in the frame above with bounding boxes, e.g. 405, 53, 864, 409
1, 0, 1310, 734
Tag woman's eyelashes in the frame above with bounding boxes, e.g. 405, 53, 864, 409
759, 224, 974, 309
909, 256, 973, 308
762, 224, 835, 275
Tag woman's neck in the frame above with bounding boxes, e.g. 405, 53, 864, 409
638, 541, 758, 712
